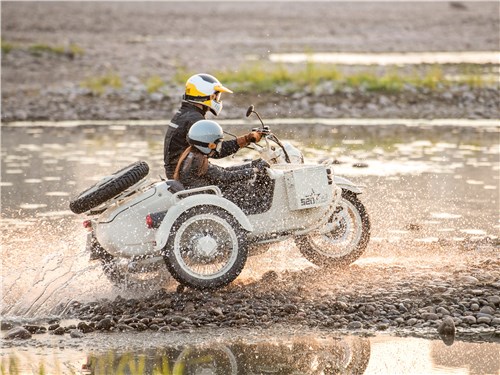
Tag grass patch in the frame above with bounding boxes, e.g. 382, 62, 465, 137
1, 39, 84, 57
28, 43, 66, 56
176, 62, 342, 92
144, 75, 166, 93
177, 62, 490, 93
81, 73, 123, 95
1, 39, 15, 54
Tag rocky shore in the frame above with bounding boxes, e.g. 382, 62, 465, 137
2, 78, 499, 122
3, 249, 499, 345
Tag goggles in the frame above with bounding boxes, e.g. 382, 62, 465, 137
212, 91, 222, 102
209, 138, 223, 153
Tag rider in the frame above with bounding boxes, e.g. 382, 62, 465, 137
174, 120, 271, 213
163, 73, 264, 178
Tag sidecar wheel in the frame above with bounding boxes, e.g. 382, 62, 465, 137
69, 161, 149, 214
295, 190, 370, 268
163, 206, 248, 291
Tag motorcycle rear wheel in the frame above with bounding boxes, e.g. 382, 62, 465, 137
295, 190, 370, 268
69, 161, 149, 214
163, 206, 248, 291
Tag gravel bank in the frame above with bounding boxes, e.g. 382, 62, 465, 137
3, 244, 499, 344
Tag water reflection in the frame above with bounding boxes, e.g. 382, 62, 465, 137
3, 334, 498, 375
82, 335, 370, 375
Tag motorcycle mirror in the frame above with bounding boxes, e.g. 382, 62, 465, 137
246, 105, 255, 117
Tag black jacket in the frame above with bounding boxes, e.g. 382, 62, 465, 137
163, 102, 241, 178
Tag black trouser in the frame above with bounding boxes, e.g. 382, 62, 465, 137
220, 173, 274, 215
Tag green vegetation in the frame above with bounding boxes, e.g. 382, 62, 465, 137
28, 43, 66, 56
1, 39, 84, 57
177, 62, 491, 93
81, 73, 123, 95
1, 39, 15, 54
144, 75, 166, 93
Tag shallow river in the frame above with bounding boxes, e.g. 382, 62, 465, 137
1, 120, 499, 374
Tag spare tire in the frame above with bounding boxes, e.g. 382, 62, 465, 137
69, 161, 149, 214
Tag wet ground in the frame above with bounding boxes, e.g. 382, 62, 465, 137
1, 120, 499, 373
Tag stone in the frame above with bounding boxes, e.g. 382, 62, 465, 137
116, 324, 133, 331
347, 321, 362, 329
406, 318, 418, 326
436, 307, 451, 315
479, 306, 495, 315
70, 329, 84, 338
53, 327, 65, 335
486, 296, 500, 305
477, 316, 492, 324
283, 304, 299, 314
333, 301, 349, 311
423, 313, 439, 321
4, 327, 32, 340
96, 318, 113, 331
376, 323, 389, 330
23, 324, 44, 334
462, 316, 477, 325
77, 321, 94, 333
459, 276, 479, 284
437, 317, 456, 336
1, 321, 14, 331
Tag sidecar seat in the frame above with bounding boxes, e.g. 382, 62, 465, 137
166, 179, 185, 193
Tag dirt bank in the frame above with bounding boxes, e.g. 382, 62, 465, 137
2, 1, 499, 121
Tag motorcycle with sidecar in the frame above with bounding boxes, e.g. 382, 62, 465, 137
69, 106, 370, 291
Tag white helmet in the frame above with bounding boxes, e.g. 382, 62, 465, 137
187, 120, 224, 154
184, 73, 233, 116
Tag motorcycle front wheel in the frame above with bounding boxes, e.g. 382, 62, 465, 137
163, 206, 248, 291
295, 190, 370, 268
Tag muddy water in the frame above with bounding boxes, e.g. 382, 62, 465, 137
1, 120, 499, 373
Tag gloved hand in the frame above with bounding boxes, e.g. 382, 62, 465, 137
237, 131, 265, 148
251, 158, 270, 171
245, 131, 264, 143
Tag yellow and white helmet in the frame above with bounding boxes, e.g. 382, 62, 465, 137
183, 73, 233, 116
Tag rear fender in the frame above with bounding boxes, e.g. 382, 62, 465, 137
334, 175, 363, 194
154, 194, 253, 252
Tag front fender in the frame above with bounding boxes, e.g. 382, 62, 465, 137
154, 194, 253, 252
334, 175, 363, 194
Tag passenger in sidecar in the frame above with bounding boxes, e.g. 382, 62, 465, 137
173, 119, 274, 214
